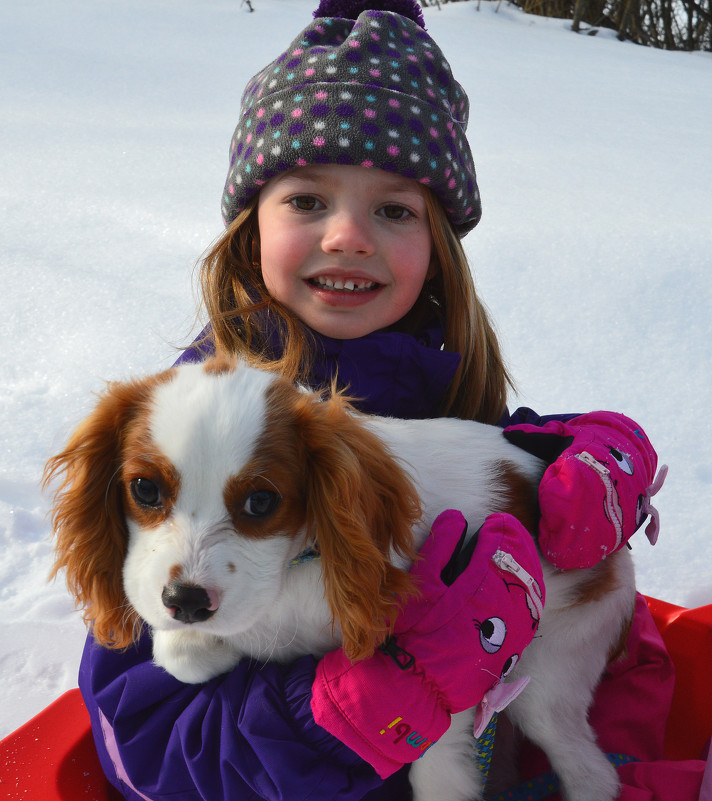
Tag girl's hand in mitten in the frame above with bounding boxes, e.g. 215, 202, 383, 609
311, 510, 544, 778
504, 411, 668, 570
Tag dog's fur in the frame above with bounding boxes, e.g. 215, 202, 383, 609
46, 356, 635, 801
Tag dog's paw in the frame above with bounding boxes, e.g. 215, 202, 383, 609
409, 709, 484, 801
152, 630, 237, 684
559, 750, 620, 801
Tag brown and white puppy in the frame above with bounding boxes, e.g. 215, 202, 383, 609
46, 356, 634, 801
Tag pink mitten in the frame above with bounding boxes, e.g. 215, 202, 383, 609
311, 511, 544, 778
504, 411, 668, 569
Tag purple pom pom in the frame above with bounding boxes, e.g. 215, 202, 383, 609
313, 0, 426, 28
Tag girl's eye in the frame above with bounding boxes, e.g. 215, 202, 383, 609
130, 478, 161, 508
289, 195, 323, 212
243, 490, 281, 518
378, 204, 412, 221
478, 616, 507, 654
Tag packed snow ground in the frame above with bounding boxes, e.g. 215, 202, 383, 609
1, 0, 710, 740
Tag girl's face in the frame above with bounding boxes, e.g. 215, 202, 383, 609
257, 164, 434, 340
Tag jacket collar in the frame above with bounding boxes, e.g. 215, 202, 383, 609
177, 320, 461, 420
305, 325, 461, 419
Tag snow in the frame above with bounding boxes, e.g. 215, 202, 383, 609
1, 0, 710, 740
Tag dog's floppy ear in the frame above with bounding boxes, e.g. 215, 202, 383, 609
295, 391, 421, 662
44, 373, 170, 649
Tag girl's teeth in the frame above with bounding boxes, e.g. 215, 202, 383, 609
313, 277, 375, 292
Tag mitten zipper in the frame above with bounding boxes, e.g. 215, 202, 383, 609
575, 451, 623, 548
492, 551, 544, 620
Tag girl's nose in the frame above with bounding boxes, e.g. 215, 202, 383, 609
321, 210, 374, 256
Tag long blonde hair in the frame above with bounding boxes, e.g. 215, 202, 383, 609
197, 187, 513, 424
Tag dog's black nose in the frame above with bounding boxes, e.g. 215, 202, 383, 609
162, 582, 216, 624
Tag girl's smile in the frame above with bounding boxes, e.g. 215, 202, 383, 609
304, 270, 385, 310
257, 164, 435, 340
308, 276, 378, 293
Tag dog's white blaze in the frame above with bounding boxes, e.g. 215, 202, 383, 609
124, 363, 299, 635
149, 364, 276, 513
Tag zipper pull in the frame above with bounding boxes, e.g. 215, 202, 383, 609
575, 450, 610, 477
492, 550, 544, 621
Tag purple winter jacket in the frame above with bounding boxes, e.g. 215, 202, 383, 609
79, 323, 566, 801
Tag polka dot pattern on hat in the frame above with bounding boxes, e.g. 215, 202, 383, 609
222, 8, 481, 235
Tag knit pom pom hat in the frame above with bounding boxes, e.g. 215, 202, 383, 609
221, 0, 481, 236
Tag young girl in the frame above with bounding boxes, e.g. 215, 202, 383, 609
77, 1, 687, 799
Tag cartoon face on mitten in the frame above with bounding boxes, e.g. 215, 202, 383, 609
475, 615, 520, 679
472, 553, 544, 687
602, 445, 650, 530
575, 436, 650, 544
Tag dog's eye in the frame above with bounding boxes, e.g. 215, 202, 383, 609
243, 490, 280, 518
130, 478, 161, 508
478, 616, 506, 654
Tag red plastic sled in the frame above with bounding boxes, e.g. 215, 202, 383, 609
1, 597, 710, 801
0, 684, 121, 801
645, 597, 712, 762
